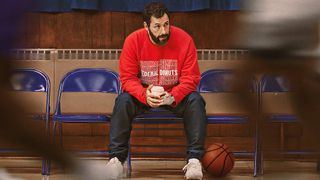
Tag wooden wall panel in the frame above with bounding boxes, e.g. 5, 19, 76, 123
20, 11, 240, 49
170, 13, 187, 31
110, 12, 126, 48
124, 12, 142, 37
39, 13, 57, 47
180, 11, 239, 48
25, 13, 40, 48
14, 18, 27, 48
56, 13, 92, 48
92, 12, 112, 48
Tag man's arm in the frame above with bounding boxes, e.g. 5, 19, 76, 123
119, 35, 148, 105
169, 39, 200, 106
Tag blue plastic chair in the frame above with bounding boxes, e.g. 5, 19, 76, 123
198, 69, 260, 176
260, 74, 319, 173
8, 68, 50, 175
49, 68, 120, 174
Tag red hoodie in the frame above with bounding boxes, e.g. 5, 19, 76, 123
119, 26, 200, 106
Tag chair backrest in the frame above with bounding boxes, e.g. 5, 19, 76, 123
260, 74, 294, 114
198, 69, 235, 92
54, 68, 121, 115
261, 74, 290, 92
59, 68, 120, 93
10, 68, 50, 116
10, 68, 50, 92
198, 69, 256, 115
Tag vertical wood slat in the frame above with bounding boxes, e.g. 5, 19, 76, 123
92, 12, 112, 48
110, 12, 126, 48
56, 13, 92, 48
26, 13, 40, 48
39, 13, 56, 47
124, 12, 142, 37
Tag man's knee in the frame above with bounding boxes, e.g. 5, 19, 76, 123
187, 92, 205, 105
115, 93, 136, 109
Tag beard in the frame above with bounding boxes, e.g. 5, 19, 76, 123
148, 27, 170, 45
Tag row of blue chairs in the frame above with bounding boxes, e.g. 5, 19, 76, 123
7, 68, 313, 176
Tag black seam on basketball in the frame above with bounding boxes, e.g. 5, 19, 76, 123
205, 148, 226, 170
219, 150, 229, 176
205, 146, 222, 152
220, 146, 229, 152
205, 143, 224, 152
227, 152, 235, 167
206, 146, 229, 154
213, 143, 223, 148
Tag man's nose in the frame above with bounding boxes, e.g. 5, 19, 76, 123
160, 26, 167, 35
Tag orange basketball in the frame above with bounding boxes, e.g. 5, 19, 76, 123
201, 143, 235, 177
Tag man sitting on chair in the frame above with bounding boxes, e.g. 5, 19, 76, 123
106, 2, 207, 180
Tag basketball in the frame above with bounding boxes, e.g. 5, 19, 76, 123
201, 143, 235, 177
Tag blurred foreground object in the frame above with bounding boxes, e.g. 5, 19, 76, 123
238, 0, 320, 56
235, 0, 320, 158
0, 0, 78, 177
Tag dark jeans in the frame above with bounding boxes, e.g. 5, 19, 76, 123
109, 92, 207, 163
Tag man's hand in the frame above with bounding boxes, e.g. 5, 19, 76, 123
146, 85, 165, 108
159, 92, 175, 106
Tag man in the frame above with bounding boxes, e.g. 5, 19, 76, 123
107, 2, 207, 180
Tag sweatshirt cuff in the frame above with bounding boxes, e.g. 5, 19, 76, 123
170, 92, 181, 107
140, 87, 148, 105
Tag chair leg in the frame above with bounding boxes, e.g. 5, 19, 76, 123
254, 145, 263, 177
59, 122, 63, 147
52, 122, 56, 141
41, 159, 47, 175
254, 119, 263, 177
42, 117, 52, 176
46, 121, 58, 175
127, 142, 132, 177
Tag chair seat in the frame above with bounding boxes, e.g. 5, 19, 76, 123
31, 114, 46, 121
53, 114, 110, 123
134, 115, 183, 124
133, 107, 182, 124
207, 115, 248, 124
267, 114, 298, 123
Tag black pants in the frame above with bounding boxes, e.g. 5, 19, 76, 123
109, 92, 207, 163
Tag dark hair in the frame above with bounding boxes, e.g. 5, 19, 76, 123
143, 2, 169, 27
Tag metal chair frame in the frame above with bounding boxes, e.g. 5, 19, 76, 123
48, 68, 121, 175
8, 68, 51, 175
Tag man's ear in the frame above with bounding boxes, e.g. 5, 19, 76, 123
143, 22, 148, 29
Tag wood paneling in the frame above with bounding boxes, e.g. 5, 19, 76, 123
56, 13, 92, 48
110, 12, 126, 48
92, 12, 112, 48
124, 12, 141, 38
25, 13, 40, 48
39, 13, 57, 47
20, 11, 240, 49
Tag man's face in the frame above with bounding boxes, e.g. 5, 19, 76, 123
147, 13, 170, 45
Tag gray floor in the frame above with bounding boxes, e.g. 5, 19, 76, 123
1, 157, 320, 180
